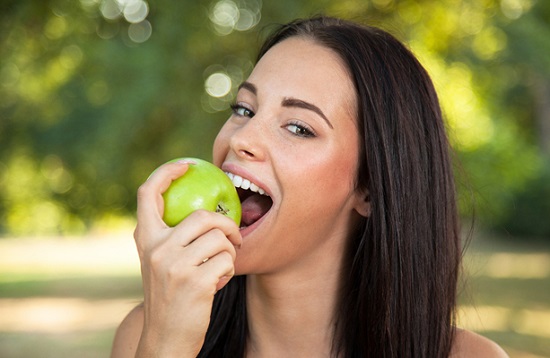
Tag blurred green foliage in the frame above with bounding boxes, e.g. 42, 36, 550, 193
0, 0, 549, 238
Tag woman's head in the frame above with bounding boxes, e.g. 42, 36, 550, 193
206, 16, 460, 357
213, 34, 369, 275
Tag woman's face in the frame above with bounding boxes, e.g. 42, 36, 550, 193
213, 37, 368, 275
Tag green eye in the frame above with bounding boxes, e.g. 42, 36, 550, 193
230, 104, 254, 118
286, 122, 315, 138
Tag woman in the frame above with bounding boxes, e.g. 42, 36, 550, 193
111, 16, 508, 357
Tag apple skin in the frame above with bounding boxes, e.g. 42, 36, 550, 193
160, 158, 241, 227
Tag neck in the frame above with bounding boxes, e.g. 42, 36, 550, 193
245, 256, 343, 357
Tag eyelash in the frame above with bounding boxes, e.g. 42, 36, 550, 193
230, 103, 255, 118
286, 120, 316, 138
229, 103, 317, 138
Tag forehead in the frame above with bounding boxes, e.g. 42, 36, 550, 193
247, 37, 357, 116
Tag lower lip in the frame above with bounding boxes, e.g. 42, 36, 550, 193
239, 209, 270, 237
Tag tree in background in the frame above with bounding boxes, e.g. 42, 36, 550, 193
0, 0, 548, 238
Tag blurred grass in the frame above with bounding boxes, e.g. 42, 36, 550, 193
0, 231, 142, 358
0, 276, 142, 300
458, 234, 550, 357
0, 231, 549, 357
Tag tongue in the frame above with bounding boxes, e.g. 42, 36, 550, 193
241, 193, 272, 227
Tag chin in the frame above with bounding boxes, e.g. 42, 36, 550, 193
233, 257, 254, 276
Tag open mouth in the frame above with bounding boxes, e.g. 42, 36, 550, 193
225, 172, 273, 229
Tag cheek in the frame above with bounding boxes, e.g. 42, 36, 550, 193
314, 160, 355, 199
285, 146, 358, 208
303, 146, 359, 212
309, 141, 359, 190
212, 126, 230, 167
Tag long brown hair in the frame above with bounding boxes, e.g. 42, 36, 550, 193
199, 16, 461, 358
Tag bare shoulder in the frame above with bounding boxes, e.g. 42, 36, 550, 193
450, 328, 509, 358
110, 303, 144, 358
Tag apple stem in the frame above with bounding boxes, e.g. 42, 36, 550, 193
216, 204, 229, 215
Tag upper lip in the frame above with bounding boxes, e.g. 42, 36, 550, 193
221, 162, 272, 197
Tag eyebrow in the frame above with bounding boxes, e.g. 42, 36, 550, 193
237, 81, 334, 129
238, 81, 257, 95
281, 97, 333, 129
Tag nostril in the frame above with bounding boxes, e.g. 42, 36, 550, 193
240, 149, 254, 158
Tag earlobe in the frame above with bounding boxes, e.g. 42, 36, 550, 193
353, 191, 371, 218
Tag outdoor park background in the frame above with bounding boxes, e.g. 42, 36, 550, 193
1, 0, 549, 357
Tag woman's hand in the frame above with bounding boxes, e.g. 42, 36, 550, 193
133, 160, 242, 357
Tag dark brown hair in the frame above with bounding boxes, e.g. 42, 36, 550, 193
199, 16, 461, 357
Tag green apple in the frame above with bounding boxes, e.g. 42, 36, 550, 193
160, 157, 241, 226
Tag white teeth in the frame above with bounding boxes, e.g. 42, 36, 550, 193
233, 175, 243, 187
225, 172, 268, 196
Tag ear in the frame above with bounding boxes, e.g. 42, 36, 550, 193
352, 188, 371, 218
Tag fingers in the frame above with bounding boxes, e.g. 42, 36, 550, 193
143, 229, 237, 296
137, 209, 241, 288
136, 160, 194, 231
183, 229, 238, 293
171, 210, 243, 248
201, 252, 236, 292
184, 227, 238, 266
170, 251, 236, 295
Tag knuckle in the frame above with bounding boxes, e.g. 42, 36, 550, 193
133, 226, 142, 247
220, 237, 237, 258
148, 247, 165, 267
221, 264, 236, 279
219, 250, 235, 264
191, 209, 212, 221
133, 225, 148, 244
136, 182, 149, 197
133, 228, 150, 258
166, 262, 184, 280
208, 228, 226, 244
211, 227, 225, 237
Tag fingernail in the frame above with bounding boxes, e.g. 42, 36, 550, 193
176, 159, 196, 165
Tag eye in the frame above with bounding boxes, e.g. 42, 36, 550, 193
285, 121, 316, 138
230, 103, 255, 118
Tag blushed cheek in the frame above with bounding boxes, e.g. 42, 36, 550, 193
321, 154, 358, 199
295, 160, 351, 210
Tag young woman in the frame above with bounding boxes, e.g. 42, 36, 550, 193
111, 16, 508, 357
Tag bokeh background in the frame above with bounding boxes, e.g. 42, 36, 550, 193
1, 0, 549, 356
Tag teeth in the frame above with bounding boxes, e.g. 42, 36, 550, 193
225, 172, 268, 196
233, 175, 243, 187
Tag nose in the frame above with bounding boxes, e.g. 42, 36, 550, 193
229, 116, 266, 161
